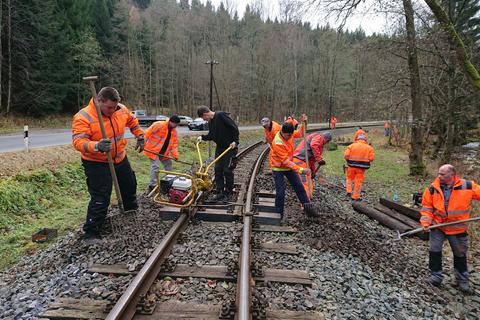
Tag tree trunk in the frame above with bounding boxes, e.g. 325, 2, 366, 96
403, 0, 425, 176
0, 0, 3, 112
423, 0, 480, 91
6, 0, 11, 114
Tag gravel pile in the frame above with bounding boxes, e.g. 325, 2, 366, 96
0, 197, 172, 320
253, 159, 480, 319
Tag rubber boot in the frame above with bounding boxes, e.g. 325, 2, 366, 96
428, 251, 443, 287
303, 203, 318, 218
454, 256, 470, 293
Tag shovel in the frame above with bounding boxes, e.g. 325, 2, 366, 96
396, 216, 480, 240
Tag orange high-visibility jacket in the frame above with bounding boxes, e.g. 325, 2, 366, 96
420, 177, 480, 235
293, 132, 328, 172
270, 132, 305, 173
330, 116, 337, 124
72, 98, 144, 164
384, 122, 390, 129
143, 119, 179, 161
344, 140, 374, 169
286, 116, 299, 128
354, 129, 366, 141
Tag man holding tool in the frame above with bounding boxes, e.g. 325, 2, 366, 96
196, 105, 239, 202
72, 86, 144, 243
143, 115, 181, 193
293, 131, 332, 198
420, 164, 480, 293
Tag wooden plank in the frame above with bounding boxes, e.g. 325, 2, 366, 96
258, 197, 276, 203
134, 302, 221, 320
256, 268, 312, 286
267, 309, 325, 320
159, 264, 235, 281
40, 299, 107, 320
257, 190, 276, 198
253, 225, 297, 233
195, 210, 240, 222
258, 243, 298, 255
254, 202, 278, 214
379, 198, 421, 220
88, 263, 132, 275
254, 211, 282, 226
374, 204, 421, 229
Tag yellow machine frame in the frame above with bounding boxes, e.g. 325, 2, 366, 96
153, 141, 234, 208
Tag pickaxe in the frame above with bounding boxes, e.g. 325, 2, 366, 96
396, 216, 480, 240
83, 76, 126, 214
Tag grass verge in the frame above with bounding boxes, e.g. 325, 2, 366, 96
0, 115, 73, 135
0, 130, 263, 270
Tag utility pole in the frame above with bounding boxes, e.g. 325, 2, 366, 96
205, 60, 219, 157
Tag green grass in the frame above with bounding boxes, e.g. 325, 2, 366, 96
322, 133, 427, 204
0, 130, 264, 270
0, 115, 72, 134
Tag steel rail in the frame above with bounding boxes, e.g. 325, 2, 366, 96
106, 141, 263, 320
237, 145, 270, 320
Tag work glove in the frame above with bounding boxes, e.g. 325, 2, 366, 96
230, 141, 237, 148
197, 136, 203, 143
95, 138, 112, 153
228, 156, 238, 170
300, 167, 311, 175
318, 159, 326, 166
135, 135, 145, 153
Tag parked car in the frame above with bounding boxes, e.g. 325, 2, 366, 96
132, 110, 166, 126
178, 116, 193, 126
188, 118, 209, 131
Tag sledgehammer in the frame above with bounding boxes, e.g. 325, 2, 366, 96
83, 76, 125, 214
396, 216, 480, 241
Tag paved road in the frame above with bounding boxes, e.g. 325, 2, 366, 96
0, 122, 382, 153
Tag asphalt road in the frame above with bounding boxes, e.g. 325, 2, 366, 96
0, 122, 382, 153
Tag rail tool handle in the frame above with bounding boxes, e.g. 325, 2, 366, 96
396, 216, 480, 240
196, 140, 234, 173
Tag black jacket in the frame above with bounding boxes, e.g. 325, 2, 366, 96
201, 111, 239, 148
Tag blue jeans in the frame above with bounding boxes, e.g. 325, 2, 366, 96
273, 170, 310, 215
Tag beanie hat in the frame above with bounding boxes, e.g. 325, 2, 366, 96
169, 115, 181, 124
281, 122, 295, 134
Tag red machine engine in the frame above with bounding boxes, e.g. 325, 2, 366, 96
168, 188, 189, 204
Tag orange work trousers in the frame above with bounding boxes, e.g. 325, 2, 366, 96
293, 158, 312, 200
346, 167, 365, 200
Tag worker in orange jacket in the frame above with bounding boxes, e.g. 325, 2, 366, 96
420, 164, 480, 292
286, 115, 299, 130
72, 87, 144, 243
353, 126, 367, 141
261, 116, 305, 146
292, 132, 332, 198
343, 135, 374, 200
270, 122, 317, 218
330, 116, 337, 129
144, 115, 181, 192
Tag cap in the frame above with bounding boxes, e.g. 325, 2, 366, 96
260, 117, 271, 126
357, 134, 366, 141
322, 132, 332, 142
169, 115, 181, 124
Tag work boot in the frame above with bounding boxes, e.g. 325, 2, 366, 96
212, 193, 227, 203
426, 275, 442, 288
303, 203, 319, 218
83, 233, 102, 245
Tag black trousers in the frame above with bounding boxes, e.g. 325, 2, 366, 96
82, 157, 138, 235
214, 146, 237, 193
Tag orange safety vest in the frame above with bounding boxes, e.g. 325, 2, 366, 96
293, 132, 327, 172
72, 98, 144, 164
384, 122, 390, 129
344, 140, 374, 169
269, 132, 304, 173
354, 129, 366, 141
330, 116, 337, 124
143, 119, 179, 161
420, 177, 480, 235
264, 121, 282, 145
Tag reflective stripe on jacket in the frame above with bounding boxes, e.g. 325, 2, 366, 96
269, 132, 303, 173
420, 177, 480, 235
143, 120, 179, 161
293, 132, 327, 171
72, 98, 143, 164
344, 140, 374, 169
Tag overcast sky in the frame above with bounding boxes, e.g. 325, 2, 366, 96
200, 0, 391, 35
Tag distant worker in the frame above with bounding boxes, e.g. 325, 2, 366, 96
293, 132, 332, 198
420, 164, 480, 293
384, 121, 391, 136
344, 134, 374, 201
330, 116, 337, 129
72, 87, 144, 243
270, 122, 317, 218
197, 106, 239, 202
261, 115, 306, 146
354, 126, 366, 141
143, 115, 180, 192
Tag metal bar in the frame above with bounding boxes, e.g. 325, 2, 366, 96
238, 146, 270, 320
397, 216, 480, 240
144, 149, 194, 166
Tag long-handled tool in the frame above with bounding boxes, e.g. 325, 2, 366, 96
302, 120, 313, 196
83, 76, 125, 214
396, 217, 480, 240
144, 149, 194, 166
